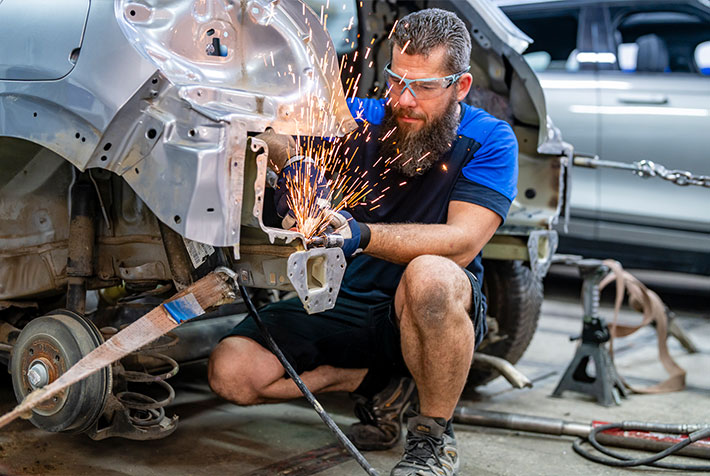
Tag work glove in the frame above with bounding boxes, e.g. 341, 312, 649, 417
328, 210, 371, 258
255, 128, 297, 173
274, 157, 331, 229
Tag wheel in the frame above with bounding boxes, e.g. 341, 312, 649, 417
466, 260, 543, 388
10, 310, 111, 433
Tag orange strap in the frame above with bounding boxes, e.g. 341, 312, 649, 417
599, 259, 686, 394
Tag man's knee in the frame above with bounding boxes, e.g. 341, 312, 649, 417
400, 255, 471, 327
208, 336, 271, 406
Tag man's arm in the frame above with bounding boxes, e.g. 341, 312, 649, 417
363, 200, 501, 267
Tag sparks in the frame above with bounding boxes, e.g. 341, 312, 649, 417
400, 40, 411, 54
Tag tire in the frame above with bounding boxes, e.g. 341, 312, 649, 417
465, 259, 543, 389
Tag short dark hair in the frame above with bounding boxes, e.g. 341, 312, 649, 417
391, 8, 472, 74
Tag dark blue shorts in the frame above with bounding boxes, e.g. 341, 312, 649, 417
224, 269, 486, 376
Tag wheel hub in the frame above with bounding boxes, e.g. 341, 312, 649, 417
11, 310, 111, 433
27, 359, 51, 389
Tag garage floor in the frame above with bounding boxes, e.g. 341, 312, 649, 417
1, 267, 709, 476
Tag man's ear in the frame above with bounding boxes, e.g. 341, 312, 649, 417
456, 73, 473, 101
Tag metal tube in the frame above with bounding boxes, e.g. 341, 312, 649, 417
473, 353, 533, 389
453, 407, 590, 437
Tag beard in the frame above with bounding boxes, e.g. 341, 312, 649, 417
379, 95, 460, 177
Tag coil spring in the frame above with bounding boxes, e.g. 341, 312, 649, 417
103, 328, 180, 427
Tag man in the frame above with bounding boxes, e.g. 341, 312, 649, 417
209, 8, 518, 476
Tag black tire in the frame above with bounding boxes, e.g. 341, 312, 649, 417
466, 259, 543, 389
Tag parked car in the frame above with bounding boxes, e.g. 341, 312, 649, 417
0, 0, 568, 439
497, 0, 710, 275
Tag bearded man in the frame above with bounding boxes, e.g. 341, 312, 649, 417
208, 8, 518, 476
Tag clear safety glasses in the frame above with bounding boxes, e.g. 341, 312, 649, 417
383, 63, 470, 100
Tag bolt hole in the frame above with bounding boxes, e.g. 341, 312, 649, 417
53, 397, 58, 402
174, 215, 181, 224
28, 349, 34, 356
54, 355, 60, 362
33, 112, 37, 117
151, 78, 158, 84
81, 137, 86, 142
129, 9, 136, 16
146, 128, 157, 139
103, 142, 112, 151
75, 132, 80, 139
135, 168, 140, 174
207, 28, 215, 36
524, 188, 537, 199
206, 207, 214, 212
329, 287, 333, 293
100, 155, 107, 161
188, 129, 196, 137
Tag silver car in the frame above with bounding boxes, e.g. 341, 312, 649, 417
0, 0, 567, 439
498, 0, 710, 275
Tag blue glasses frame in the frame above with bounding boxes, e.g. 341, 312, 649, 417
383, 63, 471, 98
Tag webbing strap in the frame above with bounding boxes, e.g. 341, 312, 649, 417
600, 260, 686, 394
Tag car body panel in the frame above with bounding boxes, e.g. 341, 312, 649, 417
0, 0, 90, 81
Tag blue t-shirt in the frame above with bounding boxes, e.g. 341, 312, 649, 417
338, 97, 518, 308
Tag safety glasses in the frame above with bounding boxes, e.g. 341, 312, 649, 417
383, 63, 470, 100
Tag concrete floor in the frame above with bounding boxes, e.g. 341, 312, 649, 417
1, 268, 709, 476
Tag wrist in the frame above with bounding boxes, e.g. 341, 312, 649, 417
358, 221, 371, 250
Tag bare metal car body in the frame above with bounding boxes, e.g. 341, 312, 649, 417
0, 0, 569, 439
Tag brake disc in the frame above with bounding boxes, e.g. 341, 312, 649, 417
10, 310, 111, 433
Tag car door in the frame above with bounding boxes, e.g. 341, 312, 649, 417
596, 2, 710, 252
502, 3, 601, 239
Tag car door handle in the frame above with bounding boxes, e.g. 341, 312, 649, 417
617, 94, 668, 105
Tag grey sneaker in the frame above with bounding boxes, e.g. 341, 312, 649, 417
348, 376, 418, 451
390, 415, 459, 476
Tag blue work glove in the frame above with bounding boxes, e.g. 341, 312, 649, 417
274, 157, 331, 229
329, 210, 371, 258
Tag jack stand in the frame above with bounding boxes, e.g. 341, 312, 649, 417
552, 259, 629, 406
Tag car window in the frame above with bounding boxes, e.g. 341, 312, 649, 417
611, 9, 710, 74
503, 8, 580, 73
303, 0, 358, 56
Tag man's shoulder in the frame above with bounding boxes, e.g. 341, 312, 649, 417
457, 103, 514, 147
347, 97, 386, 125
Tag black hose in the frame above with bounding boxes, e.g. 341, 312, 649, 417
573, 423, 710, 470
236, 278, 379, 476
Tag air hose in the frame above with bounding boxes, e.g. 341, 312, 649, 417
454, 408, 710, 471
573, 422, 710, 470
236, 277, 379, 476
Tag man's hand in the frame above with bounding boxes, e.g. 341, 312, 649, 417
329, 210, 371, 258
274, 158, 331, 230
255, 128, 297, 173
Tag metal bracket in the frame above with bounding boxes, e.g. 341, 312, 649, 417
527, 230, 558, 280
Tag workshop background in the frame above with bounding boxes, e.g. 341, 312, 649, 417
1, 0, 709, 475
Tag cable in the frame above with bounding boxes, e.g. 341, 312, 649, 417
573, 423, 710, 470
236, 277, 380, 476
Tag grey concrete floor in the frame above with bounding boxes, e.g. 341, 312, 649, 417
1, 268, 709, 475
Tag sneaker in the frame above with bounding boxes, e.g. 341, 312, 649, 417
390, 414, 459, 476
348, 376, 417, 451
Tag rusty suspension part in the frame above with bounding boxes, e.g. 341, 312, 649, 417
66, 173, 97, 314
0, 268, 237, 430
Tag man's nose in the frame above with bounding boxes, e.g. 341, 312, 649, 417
398, 87, 417, 107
